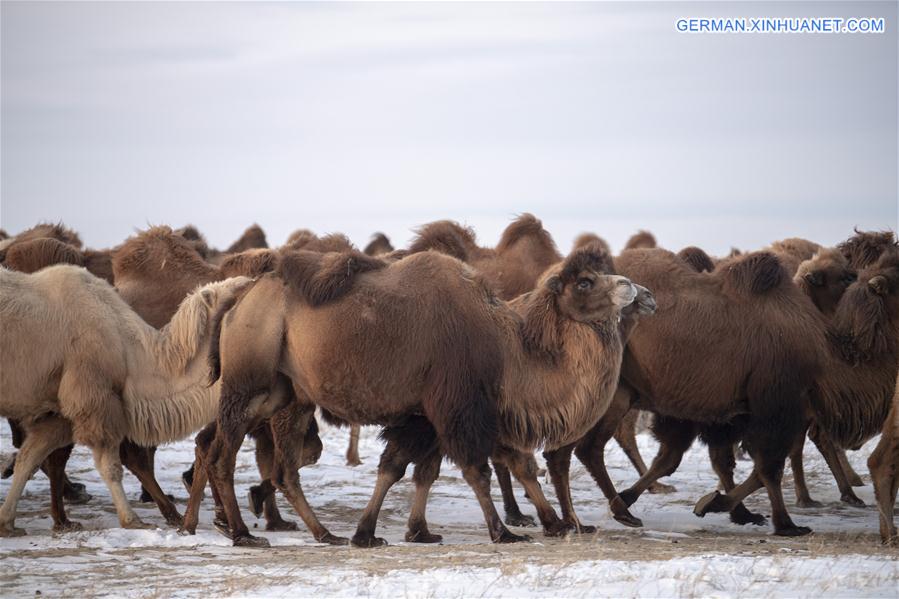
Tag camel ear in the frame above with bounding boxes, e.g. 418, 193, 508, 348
868, 275, 888, 296
546, 275, 563, 295
200, 289, 215, 308
803, 271, 823, 287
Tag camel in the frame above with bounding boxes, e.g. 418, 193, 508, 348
0, 264, 252, 535
583, 248, 829, 536
838, 229, 897, 270
112, 226, 304, 532
199, 243, 637, 547
407, 217, 671, 527
868, 371, 899, 545
363, 232, 394, 257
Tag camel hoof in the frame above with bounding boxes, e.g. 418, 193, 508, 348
648, 482, 677, 495
1, 453, 16, 479
618, 488, 639, 508
882, 534, 899, 547
405, 530, 443, 543
0, 524, 26, 537
265, 519, 298, 532
730, 505, 767, 526
52, 520, 84, 533
840, 493, 866, 507
612, 512, 643, 528
63, 487, 93, 505
494, 530, 531, 544
351, 534, 388, 548
568, 522, 597, 535
317, 533, 350, 546
774, 525, 812, 537
177, 525, 196, 536
346, 457, 362, 467
213, 517, 232, 539
164, 513, 184, 528
694, 491, 732, 517
795, 498, 823, 509
121, 519, 153, 530
504, 512, 538, 528
543, 521, 574, 537
233, 534, 270, 548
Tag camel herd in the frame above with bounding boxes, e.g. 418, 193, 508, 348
0, 218, 897, 548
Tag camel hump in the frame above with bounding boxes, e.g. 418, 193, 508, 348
721, 251, 785, 294
363, 232, 394, 256
677, 246, 715, 273
496, 213, 556, 255
572, 233, 611, 255
226, 223, 268, 253
838, 228, 898, 270
220, 248, 280, 278
408, 220, 477, 261
279, 249, 387, 307
3, 238, 84, 273
625, 230, 657, 250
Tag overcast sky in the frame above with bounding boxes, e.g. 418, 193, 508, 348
2, 2, 896, 255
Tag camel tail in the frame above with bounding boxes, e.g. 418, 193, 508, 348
278, 249, 387, 307
496, 213, 557, 255
206, 283, 250, 385
421, 327, 501, 467
722, 251, 785, 294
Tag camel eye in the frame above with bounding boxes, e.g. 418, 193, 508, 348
576, 278, 592, 290
842, 272, 857, 285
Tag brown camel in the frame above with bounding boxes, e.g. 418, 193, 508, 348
868, 370, 899, 545
838, 229, 897, 270
113, 226, 305, 532
408, 217, 671, 527
590, 249, 829, 536
0, 265, 252, 535
200, 243, 637, 547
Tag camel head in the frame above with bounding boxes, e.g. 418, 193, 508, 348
831, 248, 899, 363
795, 248, 857, 316
543, 245, 637, 323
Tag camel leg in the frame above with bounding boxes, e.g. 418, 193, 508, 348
808, 426, 864, 506
405, 448, 444, 543
461, 462, 530, 544
544, 444, 598, 533
346, 425, 362, 467
788, 429, 822, 508
46, 445, 83, 532
614, 409, 675, 494
694, 469, 764, 516
707, 442, 767, 525
351, 436, 411, 548
0, 418, 70, 536
619, 416, 697, 508
120, 441, 182, 527
756, 451, 810, 536
838, 449, 865, 487
91, 445, 150, 530
573, 388, 643, 527
493, 459, 537, 527
494, 447, 568, 537
137, 446, 159, 503
868, 403, 898, 545
270, 405, 346, 545
180, 423, 216, 535
248, 425, 296, 532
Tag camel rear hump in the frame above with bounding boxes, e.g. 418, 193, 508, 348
407, 220, 478, 262
495, 213, 557, 256
278, 249, 388, 307
718, 251, 786, 295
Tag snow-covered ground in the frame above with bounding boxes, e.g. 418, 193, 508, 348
1, 419, 896, 597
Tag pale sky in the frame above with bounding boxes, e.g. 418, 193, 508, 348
2, 1, 897, 255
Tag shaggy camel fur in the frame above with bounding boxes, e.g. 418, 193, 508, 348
677, 246, 716, 273
113, 226, 299, 532
624, 230, 656, 250
0, 265, 252, 535
838, 229, 898, 270
1, 237, 115, 284
602, 249, 829, 536
201, 244, 636, 547
363, 232, 394, 257
408, 217, 670, 526
868, 371, 899, 545
0, 222, 83, 252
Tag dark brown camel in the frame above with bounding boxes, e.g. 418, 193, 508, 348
577, 248, 829, 536
199, 243, 637, 547
868, 369, 899, 545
